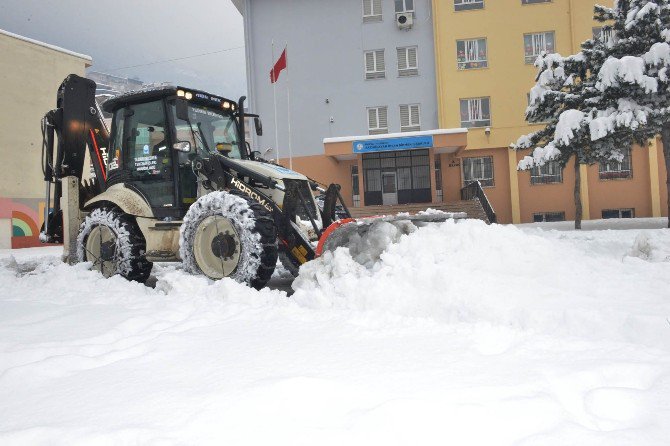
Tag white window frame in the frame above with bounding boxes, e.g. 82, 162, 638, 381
533, 211, 565, 222
351, 165, 360, 207
397, 46, 419, 77
462, 156, 494, 187
435, 156, 443, 202
457, 38, 488, 70
367, 106, 388, 135
459, 97, 491, 128
395, 0, 415, 13
400, 104, 421, 132
599, 147, 632, 180
593, 26, 615, 47
454, 0, 484, 11
364, 49, 386, 80
530, 160, 562, 185
524, 31, 555, 64
602, 208, 635, 219
363, 0, 383, 22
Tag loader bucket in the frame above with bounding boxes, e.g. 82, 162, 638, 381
315, 211, 467, 257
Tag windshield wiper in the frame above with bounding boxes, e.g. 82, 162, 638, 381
196, 122, 211, 153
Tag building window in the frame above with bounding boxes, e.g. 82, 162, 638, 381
522, 0, 551, 4
593, 27, 615, 46
435, 156, 443, 201
367, 106, 388, 135
602, 208, 635, 219
455, 0, 484, 11
365, 49, 385, 80
533, 211, 565, 222
460, 97, 491, 128
457, 38, 488, 70
400, 104, 421, 132
363, 0, 382, 22
530, 160, 562, 185
524, 31, 555, 64
462, 156, 494, 187
599, 148, 632, 180
395, 0, 414, 13
352, 165, 360, 207
397, 46, 418, 77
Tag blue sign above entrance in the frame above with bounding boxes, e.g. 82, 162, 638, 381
352, 135, 434, 153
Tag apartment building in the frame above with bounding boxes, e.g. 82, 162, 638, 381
433, 0, 667, 223
234, 0, 464, 209
235, 0, 439, 156
233, 0, 667, 223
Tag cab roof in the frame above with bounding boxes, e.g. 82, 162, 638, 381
102, 85, 238, 113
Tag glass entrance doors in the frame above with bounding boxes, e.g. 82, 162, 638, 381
362, 149, 431, 205
382, 172, 398, 205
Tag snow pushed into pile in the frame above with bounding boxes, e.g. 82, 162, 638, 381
628, 230, 670, 262
294, 220, 670, 346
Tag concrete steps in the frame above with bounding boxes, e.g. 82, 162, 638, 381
348, 200, 490, 223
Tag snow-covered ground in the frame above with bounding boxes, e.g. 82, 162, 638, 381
1, 219, 669, 445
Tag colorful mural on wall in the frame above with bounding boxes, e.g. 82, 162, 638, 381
0, 197, 47, 249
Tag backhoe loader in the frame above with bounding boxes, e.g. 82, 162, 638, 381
40, 74, 458, 288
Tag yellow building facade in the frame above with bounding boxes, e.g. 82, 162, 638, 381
0, 29, 91, 248
432, 0, 667, 224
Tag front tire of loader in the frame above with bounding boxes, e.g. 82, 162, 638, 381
76, 207, 153, 282
278, 251, 301, 277
180, 191, 278, 289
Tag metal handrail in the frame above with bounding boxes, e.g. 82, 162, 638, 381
460, 181, 497, 224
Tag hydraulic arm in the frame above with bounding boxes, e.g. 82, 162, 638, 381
41, 74, 109, 242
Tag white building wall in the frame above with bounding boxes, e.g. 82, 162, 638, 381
242, 0, 438, 158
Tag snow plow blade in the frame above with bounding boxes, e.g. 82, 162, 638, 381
315, 211, 467, 257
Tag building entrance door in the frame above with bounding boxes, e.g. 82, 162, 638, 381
382, 172, 398, 205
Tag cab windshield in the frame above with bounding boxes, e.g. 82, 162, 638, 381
170, 102, 243, 159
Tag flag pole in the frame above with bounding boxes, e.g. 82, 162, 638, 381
286, 43, 293, 170
272, 39, 280, 162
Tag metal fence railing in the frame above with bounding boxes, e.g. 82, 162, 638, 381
460, 180, 497, 224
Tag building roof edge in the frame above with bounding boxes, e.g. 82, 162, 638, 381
0, 28, 93, 63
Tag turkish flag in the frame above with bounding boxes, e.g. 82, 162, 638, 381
270, 48, 287, 83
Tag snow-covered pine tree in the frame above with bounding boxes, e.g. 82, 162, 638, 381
511, 38, 630, 229
588, 0, 670, 227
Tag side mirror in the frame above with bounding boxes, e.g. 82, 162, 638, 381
173, 141, 191, 152
254, 117, 263, 136
176, 99, 189, 121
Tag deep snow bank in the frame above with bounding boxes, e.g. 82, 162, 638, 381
293, 219, 670, 348
1, 223, 670, 445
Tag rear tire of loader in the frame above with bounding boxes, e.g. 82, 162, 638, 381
180, 191, 278, 289
76, 207, 153, 282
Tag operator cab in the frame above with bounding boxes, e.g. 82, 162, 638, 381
102, 87, 246, 219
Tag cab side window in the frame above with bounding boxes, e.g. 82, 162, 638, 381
109, 100, 175, 210
109, 112, 124, 171
123, 101, 171, 178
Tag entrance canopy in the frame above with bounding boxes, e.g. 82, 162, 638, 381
323, 128, 468, 207
323, 128, 467, 161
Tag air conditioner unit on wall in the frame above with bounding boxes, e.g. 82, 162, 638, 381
396, 12, 413, 29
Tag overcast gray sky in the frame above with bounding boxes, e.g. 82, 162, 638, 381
0, 0, 247, 98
